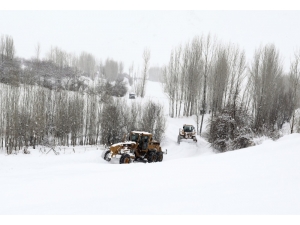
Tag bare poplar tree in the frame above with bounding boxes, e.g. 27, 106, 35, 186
33, 43, 41, 85
249, 44, 283, 133
209, 45, 229, 116
140, 100, 166, 142
289, 50, 300, 133
199, 34, 216, 135
104, 58, 118, 81
118, 61, 124, 74
35, 43, 41, 61
140, 48, 150, 98
225, 45, 247, 115
78, 52, 96, 78
0, 35, 5, 62
163, 49, 177, 117
5, 35, 15, 60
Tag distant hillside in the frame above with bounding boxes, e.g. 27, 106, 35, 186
0, 55, 132, 97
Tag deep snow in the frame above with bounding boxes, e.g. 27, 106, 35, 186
1, 81, 300, 215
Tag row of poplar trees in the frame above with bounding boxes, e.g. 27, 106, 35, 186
0, 35, 166, 154
163, 34, 300, 151
0, 83, 166, 154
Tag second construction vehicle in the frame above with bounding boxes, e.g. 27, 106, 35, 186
103, 131, 167, 164
177, 124, 197, 144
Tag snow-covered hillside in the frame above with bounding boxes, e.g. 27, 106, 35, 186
1, 81, 300, 215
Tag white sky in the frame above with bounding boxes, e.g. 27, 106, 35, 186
1, 2, 300, 73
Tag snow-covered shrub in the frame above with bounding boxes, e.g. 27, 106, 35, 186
207, 112, 233, 152
207, 107, 253, 152
252, 135, 271, 145
253, 124, 283, 141
103, 80, 128, 97
231, 134, 254, 150
110, 80, 127, 97
251, 122, 290, 145
23, 148, 30, 154
279, 122, 292, 136
290, 108, 300, 133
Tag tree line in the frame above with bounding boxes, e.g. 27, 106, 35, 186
2, 32, 299, 153
0, 82, 165, 154
163, 34, 300, 152
0, 34, 164, 154
0, 34, 131, 96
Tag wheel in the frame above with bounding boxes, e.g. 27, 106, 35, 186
147, 151, 157, 163
104, 150, 111, 162
120, 153, 131, 164
156, 152, 163, 162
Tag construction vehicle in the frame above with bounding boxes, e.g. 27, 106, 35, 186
177, 124, 197, 144
129, 93, 136, 99
102, 131, 167, 164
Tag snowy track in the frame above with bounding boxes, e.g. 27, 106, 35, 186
2, 125, 300, 214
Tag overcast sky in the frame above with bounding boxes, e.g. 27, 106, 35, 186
1, 9, 300, 72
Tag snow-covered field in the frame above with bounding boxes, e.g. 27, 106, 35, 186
1, 81, 300, 216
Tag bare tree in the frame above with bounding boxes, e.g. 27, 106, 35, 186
118, 61, 124, 74
100, 100, 124, 145
140, 48, 150, 98
199, 34, 216, 135
0, 35, 5, 62
35, 42, 41, 61
104, 58, 118, 81
140, 100, 166, 142
78, 51, 96, 78
289, 50, 300, 133
5, 35, 15, 60
249, 44, 283, 133
163, 48, 180, 117
209, 45, 229, 116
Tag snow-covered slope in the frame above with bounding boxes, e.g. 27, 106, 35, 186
1, 80, 300, 215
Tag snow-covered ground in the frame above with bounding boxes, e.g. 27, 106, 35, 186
1, 81, 300, 215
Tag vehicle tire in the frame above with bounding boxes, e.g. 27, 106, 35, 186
104, 150, 111, 161
120, 153, 131, 164
147, 151, 157, 163
156, 152, 163, 162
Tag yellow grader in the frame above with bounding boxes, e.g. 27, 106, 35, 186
102, 131, 167, 164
